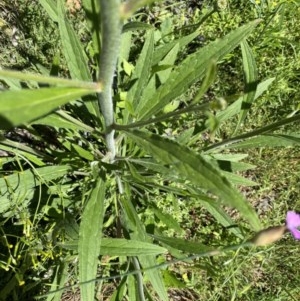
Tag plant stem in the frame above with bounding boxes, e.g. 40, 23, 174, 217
98, 0, 122, 160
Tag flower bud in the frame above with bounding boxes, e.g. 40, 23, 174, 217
250, 226, 286, 246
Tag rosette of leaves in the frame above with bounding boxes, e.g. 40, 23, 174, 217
0, 0, 299, 300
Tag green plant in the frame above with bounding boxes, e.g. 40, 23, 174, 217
0, 0, 300, 300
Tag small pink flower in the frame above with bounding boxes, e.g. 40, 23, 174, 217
286, 211, 300, 240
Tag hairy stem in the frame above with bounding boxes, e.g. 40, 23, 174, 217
98, 0, 122, 160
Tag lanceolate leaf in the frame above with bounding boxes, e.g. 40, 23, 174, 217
0, 87, 93, 129
149, 234, 212, 254
136, 43, 179, 115
82, 0, 101, 57
125, 130, 261, 231
39, 0, 58, 22
57, 0, 91, 81
228, 134, 300, 149
33, 111, 94, 132
78, 177, 106, 301
217, 77, 275, 123
235, 39, 258, 131
138, 20, 260, 120
152, 28, 202, 66
0, 165, 70, 214
61, 238, 167, 256
120, 189, 169, 301
127, 30, 154, 108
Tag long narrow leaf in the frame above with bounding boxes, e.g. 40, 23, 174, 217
57, 0, 91, 81
136, 42, 179, 115
235, 39, 258, 131
0, 87, 93, 129
0, 165, 70, 214
152, 28, 203, 66
138, 20, 260, 120
61, 238, 167, 256
217, 77, 275, 123
125, 130, 261, 230
82, 0, 101, 57
0, 69, 99, 89
119, 190, 169, 301
228, 133, 300, 149
127, 30, 154, 108
39, 0, 58, 22
78, 177, 106, 301
150, 234, 212, 254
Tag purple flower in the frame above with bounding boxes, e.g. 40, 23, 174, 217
286, 211, 300, 240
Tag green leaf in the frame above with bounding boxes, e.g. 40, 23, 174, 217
0, 69, 99, 89
156, 43, 179, 85
109, 280, 127, 301
122, 22, 153, 32
33, 110, 94, 132
0, 76, 21, 90
0, 165, 70, 214
39, 0, 58, 22
101, 238, 167, 255
118, 31, 132, 76
151, 207, 184, 234
127, 30, 154, 109
191, 60, 217, 105
57, 0, 91, 81
125, 130, 261, 231
195, 195, 244, 238
162, 270, 186, 289
152, 28, 202, 66
150, 234, 212, 254
139, 255, 168, 301
206, 115, 300, 152
121, 0, 164, 19
72, 144, 94, 161
78, 177, 106, 301
60, 238, 167, 255
217, 77, 275, 123
220, 171, 258, 186
127, 275, 137, 301
119, 188, 168, 301
0, 87, 93, 129
0, 138, 49, 166
235, 39, 258, 131
46, 264, 68, 301
136, 41, 179, 115
82, 0, 101, 57
138, 20, 261, 119
229, 134, 300, 148
203, 153, 256, 172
